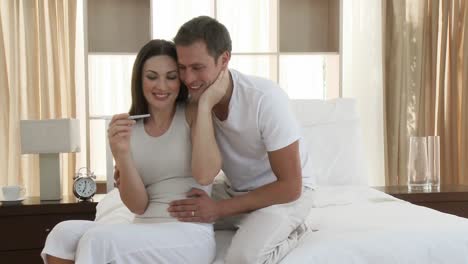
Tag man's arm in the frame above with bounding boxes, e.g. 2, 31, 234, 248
168, 140, 302, 221
217, 140, 302, 217
189, 70, 229, 185
188, 102, 222, 185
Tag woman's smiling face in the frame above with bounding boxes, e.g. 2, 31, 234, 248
142, 55, 181, 111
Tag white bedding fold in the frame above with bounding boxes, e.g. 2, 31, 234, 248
311, 186, 401, 208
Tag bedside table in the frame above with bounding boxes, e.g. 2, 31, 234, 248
374, 185, 468, 218
0, 195, 103, 264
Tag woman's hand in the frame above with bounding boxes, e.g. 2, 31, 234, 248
199, 69, 230, 109
107, 113, 135, 159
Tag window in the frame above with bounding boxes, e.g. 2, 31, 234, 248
87, 0, 340, 181
88, 55, 136, 177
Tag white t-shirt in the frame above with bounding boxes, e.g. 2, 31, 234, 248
213, 69, 315, 191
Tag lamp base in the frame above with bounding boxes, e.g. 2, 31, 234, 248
39, 153, 62, 201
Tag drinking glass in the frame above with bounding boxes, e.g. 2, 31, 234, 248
407, 137, 430, 192
427, 136, 440, 191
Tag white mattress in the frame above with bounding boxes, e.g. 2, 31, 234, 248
213, 187, 468, 263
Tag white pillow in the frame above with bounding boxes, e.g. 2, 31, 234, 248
95, 188, 134, 224
291, 98, 368, 186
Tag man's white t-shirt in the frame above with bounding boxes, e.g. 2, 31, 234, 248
213, 69, 315, 191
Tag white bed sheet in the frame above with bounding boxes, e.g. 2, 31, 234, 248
213, 187, 468, 264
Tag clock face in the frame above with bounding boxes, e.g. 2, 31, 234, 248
74, 177, 96, 199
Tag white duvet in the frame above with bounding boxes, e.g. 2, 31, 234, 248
214, 187, 468, 264
96, 187, 468, 263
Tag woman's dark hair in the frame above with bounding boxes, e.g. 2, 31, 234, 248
129, 39, 188, 115
174, 16, 232, 62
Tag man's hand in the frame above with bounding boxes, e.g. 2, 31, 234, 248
168, 188, 220, 223
199, 69, 229, 109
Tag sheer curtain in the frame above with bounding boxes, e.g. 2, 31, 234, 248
0, 0, 78, 196
384, 0, 468, 185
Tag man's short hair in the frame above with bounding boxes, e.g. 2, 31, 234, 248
174, 16, 232, 61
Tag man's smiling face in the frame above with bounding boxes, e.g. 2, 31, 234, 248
176, 40, 226, 101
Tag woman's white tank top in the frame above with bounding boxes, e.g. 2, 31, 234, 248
130, 104, 211, 223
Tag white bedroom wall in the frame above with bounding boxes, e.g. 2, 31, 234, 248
341, 0, 385, 186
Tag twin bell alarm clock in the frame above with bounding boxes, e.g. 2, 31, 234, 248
73, 167, 97, 200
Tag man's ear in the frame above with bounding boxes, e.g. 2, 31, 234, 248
219, 51, 230, 69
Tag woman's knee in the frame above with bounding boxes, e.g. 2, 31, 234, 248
47, 220, 86, 241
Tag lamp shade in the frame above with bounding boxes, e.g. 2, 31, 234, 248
20, 119, 81, 154
20, 118, 81, 200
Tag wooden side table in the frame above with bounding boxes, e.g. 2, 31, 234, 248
374, 185, 468, 218
0, 195, 103, 264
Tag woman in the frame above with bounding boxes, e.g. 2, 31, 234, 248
41, 39, 223, 264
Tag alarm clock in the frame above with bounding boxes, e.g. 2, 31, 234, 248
73, 167, 97, 200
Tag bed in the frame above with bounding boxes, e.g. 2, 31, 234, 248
97, 98, 468, 263
214, 186, 468, 263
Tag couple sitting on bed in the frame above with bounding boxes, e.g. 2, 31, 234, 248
42, 16, 316, 264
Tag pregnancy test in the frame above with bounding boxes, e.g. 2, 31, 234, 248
128, 114, 150, 120
90, 114, 150, 120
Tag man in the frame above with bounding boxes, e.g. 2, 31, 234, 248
167, 16, 316, 264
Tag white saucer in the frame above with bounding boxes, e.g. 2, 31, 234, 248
0, 197, 25, 205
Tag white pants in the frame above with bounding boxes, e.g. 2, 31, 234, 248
213, 182, 315, 264
41, 221, 215, 264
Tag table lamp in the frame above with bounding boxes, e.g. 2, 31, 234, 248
20, 119, 81, 201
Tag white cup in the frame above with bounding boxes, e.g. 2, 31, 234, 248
2, 186, 25, 201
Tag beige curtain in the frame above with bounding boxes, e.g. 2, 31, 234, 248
0, 0, 78, 196
384, 0, 468, 186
